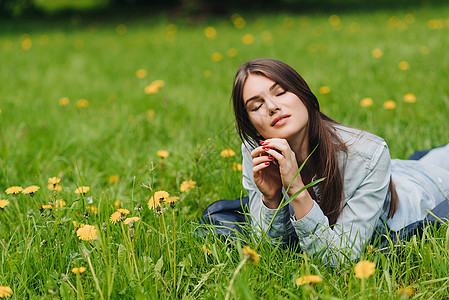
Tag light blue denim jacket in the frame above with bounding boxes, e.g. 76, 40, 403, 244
243, 125, 449, 265
242, 125, 392, 265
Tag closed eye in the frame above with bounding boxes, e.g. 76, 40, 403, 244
276, 90, 287, 97
251, 103, 263, 111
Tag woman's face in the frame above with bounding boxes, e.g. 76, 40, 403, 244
242, 74, 309, 143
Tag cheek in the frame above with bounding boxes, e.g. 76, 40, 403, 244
249, 113, 267, 130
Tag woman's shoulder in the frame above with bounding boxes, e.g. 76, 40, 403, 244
333, 124, 388, 160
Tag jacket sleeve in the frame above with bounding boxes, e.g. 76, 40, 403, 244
242, 143, 297, 242
256, 141, 391, 265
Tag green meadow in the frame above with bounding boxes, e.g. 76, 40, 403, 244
1, 3, 449, 298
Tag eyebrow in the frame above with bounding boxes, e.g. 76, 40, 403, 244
244, 82, 279, 107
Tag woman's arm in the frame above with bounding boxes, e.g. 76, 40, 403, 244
246, 141, 391, 265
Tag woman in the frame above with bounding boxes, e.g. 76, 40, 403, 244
232, 58, 449, 265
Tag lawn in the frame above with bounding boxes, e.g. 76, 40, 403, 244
0, 3, 449, 298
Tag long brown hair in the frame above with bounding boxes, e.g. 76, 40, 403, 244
232, 58, 397, 225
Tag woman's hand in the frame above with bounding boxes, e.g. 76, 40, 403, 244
259, 138, 306, 199
251, 146, 283, 208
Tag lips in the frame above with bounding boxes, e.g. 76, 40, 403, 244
271, 114, 290, 126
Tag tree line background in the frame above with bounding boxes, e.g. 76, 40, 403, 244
1, 0, 446, 18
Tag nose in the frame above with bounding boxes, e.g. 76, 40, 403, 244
266, 97, 281, 116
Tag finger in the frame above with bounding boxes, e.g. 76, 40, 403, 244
253, 161, 272, 173
253, 155, 274, 166
251, 146, 267, 158
260, 140, 290, 155
261, 147, 284, 161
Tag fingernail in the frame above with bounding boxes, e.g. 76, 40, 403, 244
259, 141, 265, 145
268, 156, 274, 160
265, 162, 270, 165
262, 147, 269, 151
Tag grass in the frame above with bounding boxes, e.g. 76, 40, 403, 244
1, 3, 449, 298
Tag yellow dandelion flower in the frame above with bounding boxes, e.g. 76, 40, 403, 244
227, 48, 238, 57
295, 275, 323, 286
144, 80, 165, 94
242, 34, 254, 45
349, 22, 360, 33
59, 97, 69, 106
110, 211, 123, 223
148, 190, 170, 210
86, 205, 98, 214
398, 61, 409, 70
383, 100, 396, 110
76, 224, 98, 241
79, 266, 86, 273
204, 26, 217, 39
0, 199, 9, 208
148, 196, 160, 210
22, 185, 40, 195
109, 175, 119, 183
75, 186, 90, 194
319, 86, 330, 94
164, 196, 180, 204
242, 246, 260, 265
114, 200, 121, 208
5, 186, 23, 195
360, 97, 373, 107
396, 287, 414, 298
147, 109, 155, 120
77, 99, 89, 108
116, 24, 127, 35
117, 208, 130, 215
428, 19, 444, 30
232, 162, 243, 171
124, 216, 140, 224
220, 149, 236, 158
204, 70, 212, 77
47, 184, 62, 191
0, 286, 13, 298
154, 190, 169, 202
202, 245, 212, 255
329, 15, 341, 26
211, 52, 222, 62
180, 179, 196, 192
232, 16, 246, 29
403, 93, 416, 103
372, 48, 383, 58
55, 200, 66, 208
354, 260, 376, 279
71, 267, 79, 274
166, 24, 177, 35
136, 69, 147, 79
48, 177, 61, 185
41, 204, 53, 209
157, 150, 169, 158
22, 38, 32, 50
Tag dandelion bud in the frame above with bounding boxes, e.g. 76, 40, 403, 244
127, 220, 135, 228
134, 203, 143, 211
27, 209, 35, 219
48, 285, 59, 295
